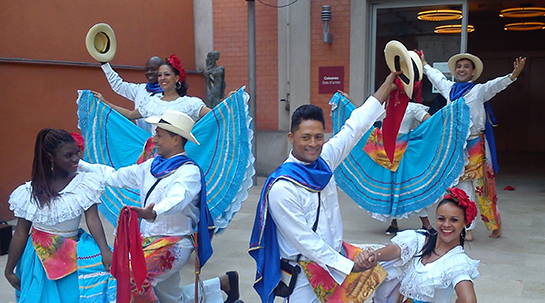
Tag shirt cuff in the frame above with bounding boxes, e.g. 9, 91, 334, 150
101, 62, 113, 73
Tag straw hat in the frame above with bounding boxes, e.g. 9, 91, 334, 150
408, 51, 423, 82
145, 110, 200, 145
85, 23, 117, 62
448, 53, 483, 82
384, 40, 414, 98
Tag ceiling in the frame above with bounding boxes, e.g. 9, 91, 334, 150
376, 0, 545, 37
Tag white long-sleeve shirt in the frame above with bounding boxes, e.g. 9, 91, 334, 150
423, 64, 515, 136
268, 96, 385, 285
101, 63, 157, 133
79, 156, 200, 238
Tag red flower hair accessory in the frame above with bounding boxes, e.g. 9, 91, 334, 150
444, 188, 478, 224
166, 54, 186, 82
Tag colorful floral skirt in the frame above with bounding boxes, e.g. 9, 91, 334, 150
16, 229, 116, 303
459, 134, 501, 231
298, 242, 387, 303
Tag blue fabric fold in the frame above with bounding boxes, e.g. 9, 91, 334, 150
484, 102, 499, 173
150, 154, 189, 178
249, 157, 332, 303
450, 82, 475, 101
145, 82, 164, 94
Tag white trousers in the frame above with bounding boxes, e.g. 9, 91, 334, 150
151, 238, 223, 303
285, 268, 319, 303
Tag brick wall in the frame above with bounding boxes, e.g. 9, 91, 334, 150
213, 1, 279, 131
310, 0, 351, 133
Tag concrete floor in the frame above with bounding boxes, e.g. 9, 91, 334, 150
1, 152, 544, 302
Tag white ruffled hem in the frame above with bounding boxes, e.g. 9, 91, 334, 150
9, 172, 106, 224
214, 88, 256, 232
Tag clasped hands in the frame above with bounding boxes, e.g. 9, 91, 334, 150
352, 248, 378, 272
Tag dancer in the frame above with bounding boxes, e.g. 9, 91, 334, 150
373, 188, 480, 303
97, 54, 211, 130
4, 128, 115, 302
79, 110, 240, 303
384, 101, 431, 234
331, 47, 470, 234
421, 52, 526, 239
249, 72, 403, 303
101, 56, 164, 133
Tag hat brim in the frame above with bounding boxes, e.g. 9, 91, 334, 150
145, 116, 200, 145
86, 23, 117, 62
408, 51, 423, 82
384, 40, 414, 98
448, 53, 483, 82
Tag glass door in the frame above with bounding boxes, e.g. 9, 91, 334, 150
368, 0, 467, 112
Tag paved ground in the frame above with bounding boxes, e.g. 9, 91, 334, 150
1, 152, 544, 302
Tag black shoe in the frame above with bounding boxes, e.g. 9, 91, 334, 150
385, 225, 398, 235
224, 271, 240, 303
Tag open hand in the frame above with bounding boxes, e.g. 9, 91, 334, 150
511, 57, 526, 79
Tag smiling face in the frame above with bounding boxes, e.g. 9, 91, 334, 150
152, 127, 183, 158
157, 64, 179, 92
145, 57, 163, 84
454, 59, 476, 82
51, 142, 80, 177
435, 201, 466, 246
288, 119, 325, 163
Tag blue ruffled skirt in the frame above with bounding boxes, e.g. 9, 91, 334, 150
330, 93, 471, 221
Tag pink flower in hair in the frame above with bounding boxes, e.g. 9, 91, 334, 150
167, 54, 186, 82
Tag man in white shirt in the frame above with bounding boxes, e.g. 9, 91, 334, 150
421, 52, 525, 240
250, 73, 400, 303
83, 110, 240, 303
101, 56, 164, 133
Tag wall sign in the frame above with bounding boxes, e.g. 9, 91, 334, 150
319, 66, 344, 94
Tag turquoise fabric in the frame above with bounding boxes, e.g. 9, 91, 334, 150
76, 87, 254, 231
16, 230, 115, 303
330, 92, 471, 220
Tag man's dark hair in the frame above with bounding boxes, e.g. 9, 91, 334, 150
290, 104, 326, 133
164, 128, 188, 147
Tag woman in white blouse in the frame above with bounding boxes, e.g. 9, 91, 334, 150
95, 54, 211, 132
374, 188, 480, 303
4, 128, 114, 302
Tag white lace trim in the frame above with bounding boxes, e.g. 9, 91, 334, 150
138, 95, 205, 122
398, 246, 480, 302
9, 172, 106, 224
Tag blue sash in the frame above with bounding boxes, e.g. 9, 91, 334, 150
145, 82, 163, 94
151, 154, 214, 267
451, 82, 499, 173
249, 157, 332, 303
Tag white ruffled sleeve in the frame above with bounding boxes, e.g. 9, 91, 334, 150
399, 246, 480, 302
406, 103, 430, 122
8, 172, 107, 225
391, 230, 426, 266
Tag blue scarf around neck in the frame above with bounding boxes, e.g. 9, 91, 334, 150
249, 156, 332, 303
145, 82, 164, 94
149, 154, 214, 267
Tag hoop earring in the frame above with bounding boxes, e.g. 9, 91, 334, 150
176, 81, 182, 90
